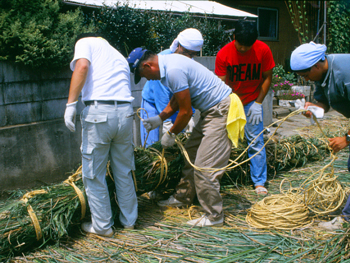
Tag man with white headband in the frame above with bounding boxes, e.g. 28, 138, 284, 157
291, 41, 350, 230
139, 28, 203, 148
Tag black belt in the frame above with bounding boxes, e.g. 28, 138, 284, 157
84, 100, 130, 106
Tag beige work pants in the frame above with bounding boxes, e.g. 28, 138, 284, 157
174, 95, 232, 221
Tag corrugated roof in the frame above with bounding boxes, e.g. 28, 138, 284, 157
63, 0, 257, 18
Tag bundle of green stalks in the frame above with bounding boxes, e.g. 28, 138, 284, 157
133, 135, 185, 194
223, 135, 329, 185
0, 176, 85, 259
0, 134, 330, 259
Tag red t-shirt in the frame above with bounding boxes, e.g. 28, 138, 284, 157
215, 40, 275, 105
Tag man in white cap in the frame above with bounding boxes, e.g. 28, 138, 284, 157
290, 41, 350, 230
139, 28, 203, 148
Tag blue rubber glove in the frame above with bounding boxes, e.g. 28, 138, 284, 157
247, 102, 262, 125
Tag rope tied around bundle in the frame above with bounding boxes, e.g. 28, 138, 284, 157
20, 189, 47, 240
136, 108, 166, 190
63, 166, 86, 220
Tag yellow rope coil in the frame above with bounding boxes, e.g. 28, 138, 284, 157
304, 171, 345, 214
64, 171, 86, 220
244, 112, 346, 229
246, 194, 313, 230
21, 189, 47, 240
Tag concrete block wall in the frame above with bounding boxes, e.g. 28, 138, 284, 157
0, 62, 73, 127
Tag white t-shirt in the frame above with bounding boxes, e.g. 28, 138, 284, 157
158, 54, 231, 112
70, 37, 134, 102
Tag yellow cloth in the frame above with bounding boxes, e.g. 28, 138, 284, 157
226, 93, 246, 148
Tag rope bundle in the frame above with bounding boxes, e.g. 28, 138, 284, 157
304, 169, 345, 215
245, 112, 347, 230
246, 155, 346, 230
246, 194, 312, 230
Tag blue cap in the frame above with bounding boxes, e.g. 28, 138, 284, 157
127, 47, 147, 84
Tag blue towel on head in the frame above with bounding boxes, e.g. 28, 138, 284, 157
290, 42, 327, 71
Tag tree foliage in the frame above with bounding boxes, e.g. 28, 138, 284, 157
328, 0, 350, 53
88, 3, 232, 57
0, 0, 94, 69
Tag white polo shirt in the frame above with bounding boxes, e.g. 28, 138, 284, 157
70, 37, 134, 102
158, 54, 231, 112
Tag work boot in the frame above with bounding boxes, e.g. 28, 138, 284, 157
157, 195, 185, 207
81, 222, 114, 237
318, 216, 345, 231
186, 215, 224, 227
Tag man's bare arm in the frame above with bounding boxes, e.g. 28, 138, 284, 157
68, 58, 90, 103
255, 69, 272, 104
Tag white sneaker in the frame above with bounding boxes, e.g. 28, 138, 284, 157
318, 216, 345, 231
187, 216, 224, 227
81, 222, 114, 237
157, 195, 185, 207
148, 191, 157, 200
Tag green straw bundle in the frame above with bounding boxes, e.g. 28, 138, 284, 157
0, 174, 85, 259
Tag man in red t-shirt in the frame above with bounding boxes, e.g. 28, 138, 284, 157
215, 20, 275, 195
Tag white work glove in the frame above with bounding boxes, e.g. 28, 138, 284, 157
185, 117, 195, 133
294, 98, 305, 110
64, 101, 78, 132
143, 115, 162, 132
307, 105, 324, 125
162, 121, 173, 134
161, 131, 176, 148
247, 102, 262, 125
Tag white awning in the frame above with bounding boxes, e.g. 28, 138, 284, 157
63, 0, 257, 19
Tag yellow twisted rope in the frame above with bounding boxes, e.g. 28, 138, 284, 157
246, 113, 346, 230
175, 109, 326, 174
63, 167, 86, 220
21, 189, 47, 240
246, 194, 313, 230
135, 107, 346, 229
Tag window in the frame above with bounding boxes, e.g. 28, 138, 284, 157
257, 7, 278, 41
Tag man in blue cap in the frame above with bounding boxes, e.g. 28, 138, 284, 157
127, 48, 245, 227
140, 28, 203, 148
291, 41, 350, 230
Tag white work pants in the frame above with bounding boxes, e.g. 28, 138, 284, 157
81, 102, 138, 232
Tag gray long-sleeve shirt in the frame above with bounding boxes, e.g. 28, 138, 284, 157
314, 54, 350, 118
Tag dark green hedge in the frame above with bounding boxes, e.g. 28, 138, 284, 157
0, 0, 93, 69
87, 3, 233, 57
328, 0, 350, 53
